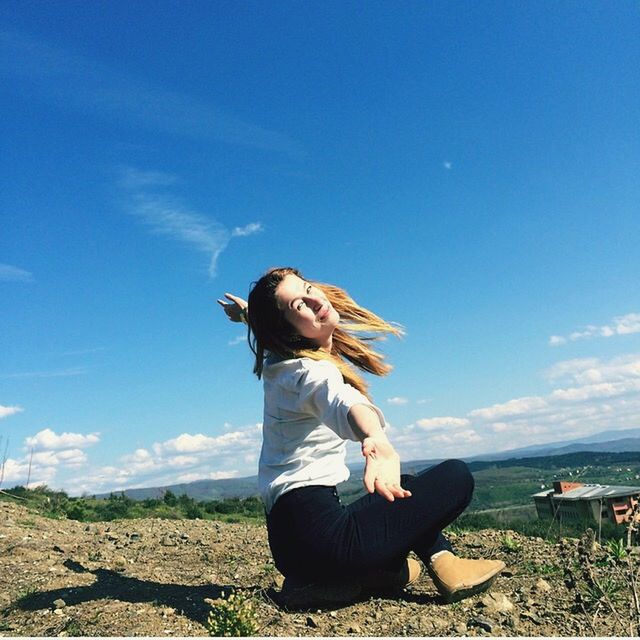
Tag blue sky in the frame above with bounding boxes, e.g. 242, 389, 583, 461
1, 1, 639, 495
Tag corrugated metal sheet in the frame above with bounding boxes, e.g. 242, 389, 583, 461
531, 483, 640, 500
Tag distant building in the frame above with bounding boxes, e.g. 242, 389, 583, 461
532, 480, 640, 525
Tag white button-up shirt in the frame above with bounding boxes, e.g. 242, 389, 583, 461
258, 356, 386, 513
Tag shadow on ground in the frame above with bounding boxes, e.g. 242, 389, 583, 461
6, 559, 258, 627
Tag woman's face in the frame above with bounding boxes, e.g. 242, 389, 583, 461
275, 273, 340, 347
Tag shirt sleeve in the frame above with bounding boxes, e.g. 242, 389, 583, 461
292, 359, 386, 441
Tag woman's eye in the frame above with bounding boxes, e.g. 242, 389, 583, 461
296, 301, 305, 311
306, 285, 312, 294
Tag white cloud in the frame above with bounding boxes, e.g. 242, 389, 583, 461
24, 428, 100, 452
154, 433, 217, 455
545, 354, 640, 385
65, 423, 262, 495
228, 334, 246, 347
443, 161, 452, 170
415, 416, 470, 430
468, 396, 548, 421
387, 397, 409, 406
0, 263, 33, 283
429, 429, 482, 446
389, 352, 640, 462
176, 470, 239, 483
168, 455, 199, 468
30, 448, 87, 467
0, 405, 23, 419
231, 222, 264, 237
1, 458, 56, 486
549, 313, 640, 346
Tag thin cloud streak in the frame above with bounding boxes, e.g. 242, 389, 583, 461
1, 30, 304, 158
121, 168, 265, 278
0, 367, 88, 379
129, 193, 230, 278
0, 263, 33, 282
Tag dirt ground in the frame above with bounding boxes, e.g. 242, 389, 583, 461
0, 500, 629, 637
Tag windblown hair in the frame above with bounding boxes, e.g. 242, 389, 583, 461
247, 267, 402, 397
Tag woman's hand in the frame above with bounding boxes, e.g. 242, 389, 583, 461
362, 436, 412, 502
217, 293, 248, 323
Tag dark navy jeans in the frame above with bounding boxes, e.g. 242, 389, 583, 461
266, 458, 474, 582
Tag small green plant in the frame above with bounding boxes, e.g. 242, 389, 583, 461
207, 590, 258, 637
501, 534, 522, 553
583, 574, 622, 611
62, 618, 84, 637
11, 585, 39, 609
605, 538, 628, 561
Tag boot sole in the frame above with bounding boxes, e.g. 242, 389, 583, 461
278, 581, 362, 609
428, 562, 505, 604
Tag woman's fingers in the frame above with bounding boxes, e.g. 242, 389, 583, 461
363, 467, 376, 494
224, 293, 246, 306
374, 478, 395, 502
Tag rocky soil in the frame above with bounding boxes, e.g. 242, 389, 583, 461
0, 500, 633, 637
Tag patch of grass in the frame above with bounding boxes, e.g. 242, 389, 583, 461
17, 518, 36, 528
207, 590, 258, 637
501, 534, 522, 553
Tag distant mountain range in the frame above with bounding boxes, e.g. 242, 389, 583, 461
96, 427, 640, 501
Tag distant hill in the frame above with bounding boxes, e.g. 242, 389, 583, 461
96, 427, 640, 500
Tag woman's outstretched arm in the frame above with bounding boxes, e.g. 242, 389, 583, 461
217, 293, 248, 323
348, 404, 412, 503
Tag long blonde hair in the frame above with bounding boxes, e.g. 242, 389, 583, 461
247, 267, 402, 397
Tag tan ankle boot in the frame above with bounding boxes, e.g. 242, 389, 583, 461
362, 558, 422, 593
428, 551, 505, 603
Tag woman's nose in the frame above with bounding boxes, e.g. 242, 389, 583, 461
304, 295, 324, 311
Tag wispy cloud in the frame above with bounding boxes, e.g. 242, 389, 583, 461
56, 347, 106, 357
1, 30, 304, 158
416, 416, 470, 430
128, 193, 230, 278
549, 313, 640, 346
0, 367, 87, 379
228, 334, 247, 347
387, 396, 409, 405
0, 405, 23, 419
121, 167, 264, 278
118, 167, 178, 190
232, 223, 264, 237
0, 263, 33, 283
443, 161, 452, 170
